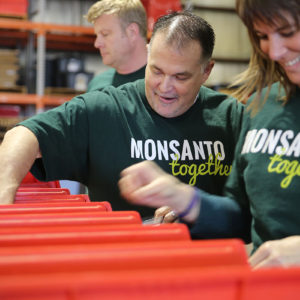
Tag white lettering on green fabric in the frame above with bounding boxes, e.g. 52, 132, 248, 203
242, 129, 299, 157
130, 138, 226, 161
242, 129, 300, 189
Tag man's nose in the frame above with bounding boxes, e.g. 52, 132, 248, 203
94, 36, 103, 49
159, 76, 173, 93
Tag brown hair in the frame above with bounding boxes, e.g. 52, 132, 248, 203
150, 11, 215, 63
232, 0, 300, 115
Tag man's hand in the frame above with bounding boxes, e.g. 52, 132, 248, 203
154, 206, 179, 223
119, 161, 198, 222
249, 236, 300, 269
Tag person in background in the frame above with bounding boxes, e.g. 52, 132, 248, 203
119, 0, 300, 268
0, 11, 243, 219
61, 0, 149, 193
86, 0, 148, 91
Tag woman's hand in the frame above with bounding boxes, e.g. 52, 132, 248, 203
249, 236, 300, 269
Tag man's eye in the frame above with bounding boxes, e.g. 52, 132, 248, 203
176, 76, 187, 81
153, 70, 161, 75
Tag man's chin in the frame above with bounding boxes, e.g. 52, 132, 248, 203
155, 107, 179, 118
101, 57, 111, 66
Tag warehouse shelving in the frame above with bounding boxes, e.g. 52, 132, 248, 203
0, 92, 73, 111
0, 18, 95, 112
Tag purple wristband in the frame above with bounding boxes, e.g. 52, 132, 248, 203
178, 188, 199, 219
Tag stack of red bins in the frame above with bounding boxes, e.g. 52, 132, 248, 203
0, 172, 299, 299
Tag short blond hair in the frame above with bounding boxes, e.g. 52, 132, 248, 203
86, 0, 147, 40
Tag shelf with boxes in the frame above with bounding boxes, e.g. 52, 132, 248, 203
0, 18, 96, 112
0, 18, 95, 51
0, 49, 21, 92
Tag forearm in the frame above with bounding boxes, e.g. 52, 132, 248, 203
189, 189, 251, 242
0, 126, 40, 204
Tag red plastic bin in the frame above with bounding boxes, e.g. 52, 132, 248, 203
17, 187, 70, 194
0, 211, 141, 230
14, 194, 90, 204
20, 172, 61, 188
0, 223, 189, 246
0, 201, 110, 214
241, 266, 300, 300
0, 266, 248, 300
16, 188, 70, 199
0, 239, 249, 275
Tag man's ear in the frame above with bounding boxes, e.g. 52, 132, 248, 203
126, 23, 139, 40
202, 60, 215, 82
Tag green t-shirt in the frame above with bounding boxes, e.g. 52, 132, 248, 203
87, 66, 146, 92
231, 83, 300, 249
20, 79, 243, 217
192, 83, 300, 250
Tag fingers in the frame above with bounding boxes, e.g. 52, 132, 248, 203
155, 206, 172, 218
249, 239, 286, 269
155, 206, 178, 223
118, 173, 143, 201
119, 161, 165, 202
120, 161, 164, 185
119, 175, 169, 207
249, 242, 273, 269
119, 161, 181, 208
163, 210, 179, 223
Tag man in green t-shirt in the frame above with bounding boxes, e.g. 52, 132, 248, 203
64, 0, 149, 193
0, 11, 243, 217
86, 0, 148, 91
